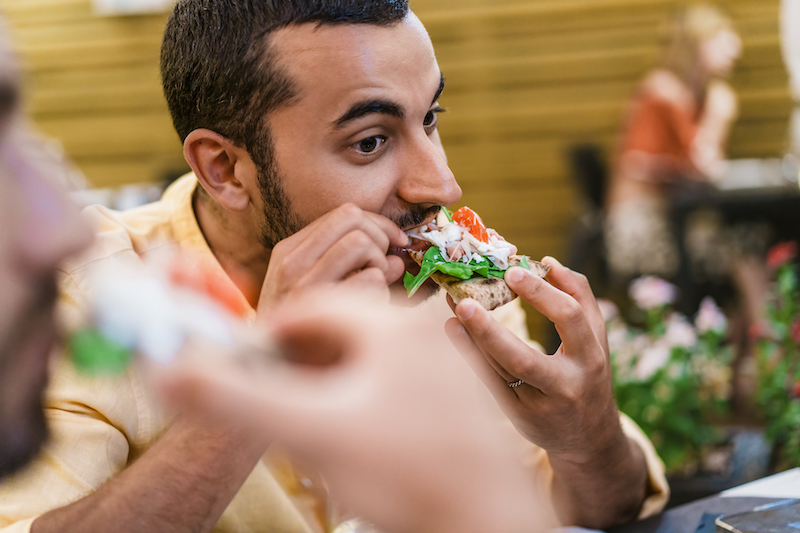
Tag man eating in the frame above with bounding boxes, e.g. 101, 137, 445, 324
0, 1, 668, 531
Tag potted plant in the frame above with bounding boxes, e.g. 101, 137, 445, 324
604, 277, 733, 474
753, 241, 800, 470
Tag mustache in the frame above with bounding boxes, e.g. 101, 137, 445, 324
391, 206, 442, 232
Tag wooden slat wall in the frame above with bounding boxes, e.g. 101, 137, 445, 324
0, 0, 792, 337
0, 0, 184, 187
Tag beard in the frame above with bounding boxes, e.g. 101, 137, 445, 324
0, 277, 57, 478
0, 402, 47, 478
254, 144, 305, 249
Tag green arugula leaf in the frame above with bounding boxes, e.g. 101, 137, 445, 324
441, 206, 453, 223
519, 256, 531, 271
404, 245, 512, 297
70, 327, 133, 375
436, 261, 474, 279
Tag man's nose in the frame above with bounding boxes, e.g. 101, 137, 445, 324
397, 134, 462, 208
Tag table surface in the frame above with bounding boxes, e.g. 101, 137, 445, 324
607, 496, 785, 533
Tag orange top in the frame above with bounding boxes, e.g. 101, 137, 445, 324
618, 92, 699, 180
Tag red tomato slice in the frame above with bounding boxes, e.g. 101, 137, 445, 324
169, 257, 251, 318
452, 206, 489, 243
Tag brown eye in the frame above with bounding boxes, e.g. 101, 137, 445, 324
424, 107, 445, 130
356, 136, 384, 154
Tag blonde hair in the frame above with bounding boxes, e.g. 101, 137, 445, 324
662, 4, 734, 86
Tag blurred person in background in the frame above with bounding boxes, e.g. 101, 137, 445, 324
605, 3, 742, 280
0, 1, 669, 531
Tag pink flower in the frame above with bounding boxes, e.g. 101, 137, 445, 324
792, 320, 800, 346
767, 241, 797, 270
629, 276, 678, 310
662, 314, 697, 348
748, 320, 775, 341
634, 345, 671, 380
695, 297, 727, 334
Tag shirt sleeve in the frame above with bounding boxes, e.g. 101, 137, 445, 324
0, 273, 159, 530
620, 414, 670, 518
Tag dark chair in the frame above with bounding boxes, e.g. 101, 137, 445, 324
564, 143, 610, 289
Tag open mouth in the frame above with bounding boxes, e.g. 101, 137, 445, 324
390, 210, 441, 275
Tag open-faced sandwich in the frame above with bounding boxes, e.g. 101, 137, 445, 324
403, 207, 550, 311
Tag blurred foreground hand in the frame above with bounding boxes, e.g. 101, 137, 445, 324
157, 289, 552, 533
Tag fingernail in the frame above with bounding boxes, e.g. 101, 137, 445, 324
506, 267, 525, 283
457, 299, 476, 320
542, 256, 561, 267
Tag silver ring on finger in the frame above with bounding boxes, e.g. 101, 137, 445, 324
506, 379, 524, 388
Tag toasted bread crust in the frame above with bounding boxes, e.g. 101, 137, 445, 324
408, 250, 550, 311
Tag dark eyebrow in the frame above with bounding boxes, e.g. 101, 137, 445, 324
332, 72, 446, 131
333, 100, 404, 130
431, 72, 445, 106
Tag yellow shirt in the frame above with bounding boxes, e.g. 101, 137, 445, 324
0, 174, 668, 532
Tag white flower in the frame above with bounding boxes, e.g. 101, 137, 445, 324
661, 313, 697, 348
695, 296, 727, 334
629, 276, 678, 310
612, 332, 649, 381
607, 324, 629, 353
633, 344, 671, 380
597, 298, 619, 322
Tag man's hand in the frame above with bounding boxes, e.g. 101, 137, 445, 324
258, 203, 407, 307
445, 257, 648, 528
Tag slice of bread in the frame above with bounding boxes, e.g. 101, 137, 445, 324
408, 250, 550, 311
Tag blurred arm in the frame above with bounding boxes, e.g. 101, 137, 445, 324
692, 81, 738, 181
31, 414, 268, 533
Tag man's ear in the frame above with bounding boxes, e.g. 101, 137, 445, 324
183, 129, 256, 212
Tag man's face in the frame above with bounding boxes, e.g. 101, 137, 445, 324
0, 114, 93, 476
256, 13, 462, 253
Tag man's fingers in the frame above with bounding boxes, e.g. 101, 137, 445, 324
384, 254, 406, 285
363, 211, 409, 248
304, 230, 394, 284
541, 257, 609, 356
282, 204, 404, 270
504, 268, 598, 362
453, 298, 556, 391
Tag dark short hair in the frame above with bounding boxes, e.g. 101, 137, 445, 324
160, 0, 409, 150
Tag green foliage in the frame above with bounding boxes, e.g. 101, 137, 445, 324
755, 261, 800, 469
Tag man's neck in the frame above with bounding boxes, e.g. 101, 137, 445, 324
192, 189, 271, 309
